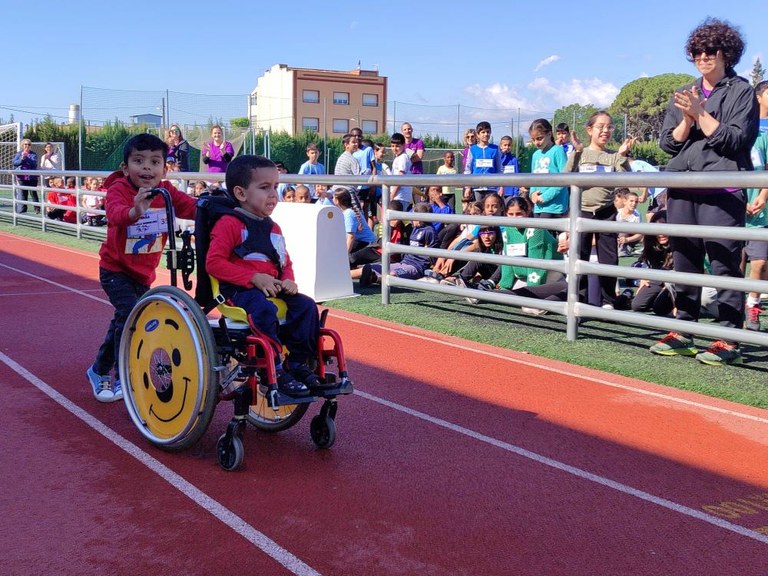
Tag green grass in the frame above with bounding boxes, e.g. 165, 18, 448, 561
3, 218, 766, 409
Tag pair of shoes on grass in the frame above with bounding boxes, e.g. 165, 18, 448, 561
649, 332, 742, 366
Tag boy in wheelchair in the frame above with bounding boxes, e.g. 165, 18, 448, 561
205, 155, 330, 397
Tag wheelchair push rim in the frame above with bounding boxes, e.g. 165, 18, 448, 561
120, 286, 218, 450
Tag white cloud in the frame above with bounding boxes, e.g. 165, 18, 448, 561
526, 77, 619, 108
534, 55, 560, 72
464, 82, 532, 110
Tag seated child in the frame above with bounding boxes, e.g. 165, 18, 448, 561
206, 155, 327, 397
438, 225, 503, 303
350, 200, 412, 278
427, 184, 453, 234
294, 184, 312, 204
359, 203, 437, 286
333, 186, 377, 265
496, 196, 562, 290
86, 133, 197, 402
431, 200, 483, 277
281, 185, 296, 202
314, 183, 333, 206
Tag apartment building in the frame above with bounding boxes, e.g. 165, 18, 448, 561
250, 64, 387, 136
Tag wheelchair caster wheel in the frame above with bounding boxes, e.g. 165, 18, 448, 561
216, 433, 244, 471
310, 414, 336, 449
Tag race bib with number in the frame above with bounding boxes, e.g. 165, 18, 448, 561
125, 208, 168, 254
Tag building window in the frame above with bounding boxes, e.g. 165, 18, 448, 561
362, 93, 379, 107
361, 120, 378, 134
333, 92, 350, 105
332, 119, 349, 134
302, 117, 319, 132
303, 90, 320, 104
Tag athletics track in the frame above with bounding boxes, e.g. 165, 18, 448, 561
1, 231, 767, 575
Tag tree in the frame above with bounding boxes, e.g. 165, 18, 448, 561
608, 73, 695, 142
751, 57, 765, 87
552, 103, 598, 145
230, 117, 250, 128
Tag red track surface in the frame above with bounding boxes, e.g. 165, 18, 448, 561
2, 231, 767, 575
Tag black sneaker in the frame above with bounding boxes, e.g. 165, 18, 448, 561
290, 362, 334, 390
276, 369, 310, 397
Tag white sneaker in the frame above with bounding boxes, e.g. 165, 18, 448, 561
521, 307, 548, 316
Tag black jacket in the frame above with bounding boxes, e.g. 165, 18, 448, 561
659, 70, 758, 174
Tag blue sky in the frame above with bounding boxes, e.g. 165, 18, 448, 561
3, 0, 766, 140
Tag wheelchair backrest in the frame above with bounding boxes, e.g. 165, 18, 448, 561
194, 189, 239, 310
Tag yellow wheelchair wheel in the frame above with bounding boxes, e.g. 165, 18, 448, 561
120, 286, 219, 451
246, 387, 308, 433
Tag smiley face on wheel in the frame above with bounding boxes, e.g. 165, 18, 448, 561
126, 299, 204, 440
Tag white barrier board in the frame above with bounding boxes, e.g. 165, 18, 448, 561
271, 202, 356, 302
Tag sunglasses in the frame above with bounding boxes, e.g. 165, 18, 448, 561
479, 229, 497, 235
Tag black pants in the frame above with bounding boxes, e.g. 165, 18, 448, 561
14, 179, 40, 214
579, 204, 618, 306
631, 281, 675, 316
666, 189, 745, 329
94, 268, 150, 376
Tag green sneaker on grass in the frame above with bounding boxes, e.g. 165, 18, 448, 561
649, 332, 697, 356
695, 341, 743, 366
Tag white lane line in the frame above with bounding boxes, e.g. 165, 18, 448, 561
354, 389, 768, 545
0, 351, 322, 576
337, 314, 768, 425
1, 263, 111, 304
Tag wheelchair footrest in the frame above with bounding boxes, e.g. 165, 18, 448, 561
313, 378, 354, 398
259, 385, 318, 409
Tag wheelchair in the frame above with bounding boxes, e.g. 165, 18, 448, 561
118, 188, 354, 471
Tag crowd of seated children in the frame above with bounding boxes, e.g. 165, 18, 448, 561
359, 203, 438, 286
429, 200, 483, 279
615, 187, 644, 257
45, 176, 77, 224
82, 176, 107, 226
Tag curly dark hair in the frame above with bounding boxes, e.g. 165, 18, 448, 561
685, 17, 745, 70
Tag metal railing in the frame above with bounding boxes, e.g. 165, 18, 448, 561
3, 168, 768, 348
0, 169, 223, 238
288, 170, 768, 347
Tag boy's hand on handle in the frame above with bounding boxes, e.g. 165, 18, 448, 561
251, 273, 282, 297
130, 187, 157, 220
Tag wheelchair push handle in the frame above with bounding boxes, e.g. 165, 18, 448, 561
147, 187, 194, 290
